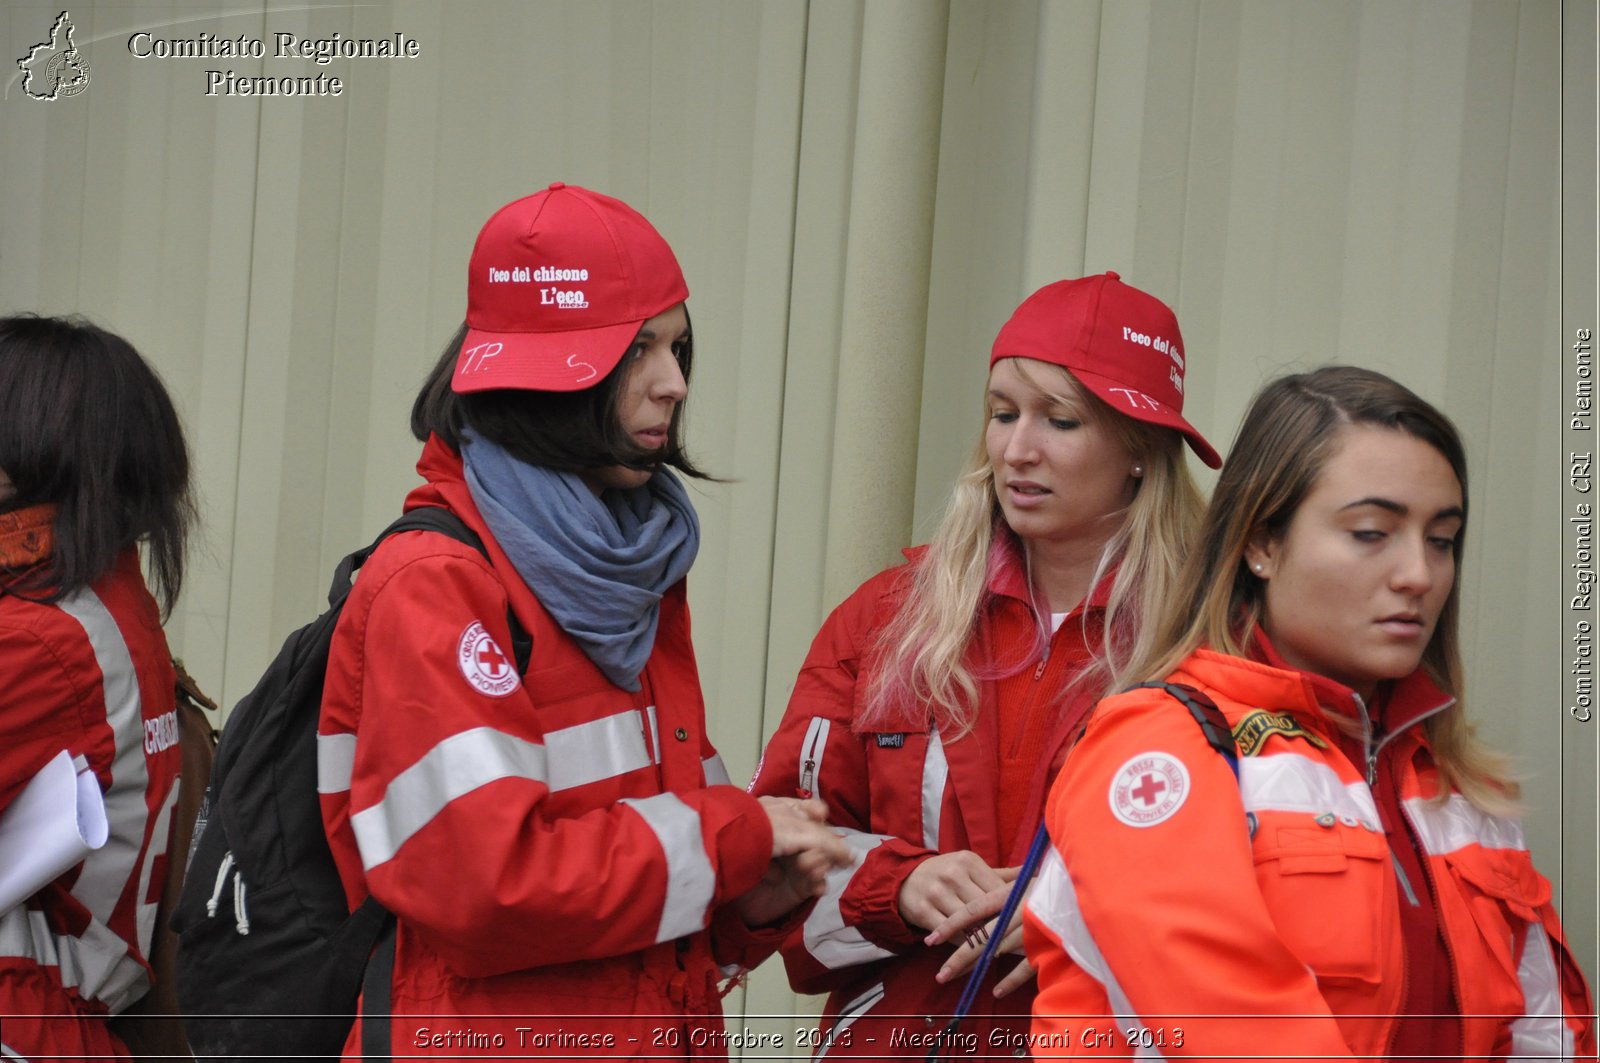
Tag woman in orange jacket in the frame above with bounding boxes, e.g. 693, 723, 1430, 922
1024, 366, 1595, 1060
750, 273, 1218, 1054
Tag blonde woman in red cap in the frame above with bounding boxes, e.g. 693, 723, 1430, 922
749, 274, 1219, 1056
316, 183, 850, 1059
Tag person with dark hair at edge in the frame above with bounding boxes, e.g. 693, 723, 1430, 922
0, 316, 198, 1060
1025, 366, 1596, 1059
749, 274, 1219, 1055
317, 182, 851, 1058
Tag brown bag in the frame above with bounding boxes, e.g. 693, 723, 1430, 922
109, 659, 218, 1061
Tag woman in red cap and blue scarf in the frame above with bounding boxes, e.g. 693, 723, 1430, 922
317, 183, 850, 1059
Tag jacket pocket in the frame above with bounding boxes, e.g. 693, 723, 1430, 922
1441, 847, 1548, 981
1252, 818, 1394, 983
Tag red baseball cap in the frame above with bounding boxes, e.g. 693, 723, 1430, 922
452, 182, 689, 393
989, 272, 1220, 468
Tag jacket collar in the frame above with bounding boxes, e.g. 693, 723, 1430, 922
981, 525, 1115, 616
1247, 627, 1454, 737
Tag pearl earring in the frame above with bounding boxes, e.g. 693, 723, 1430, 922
1253, 563, 1263, 573
1132, 464, 1144, 477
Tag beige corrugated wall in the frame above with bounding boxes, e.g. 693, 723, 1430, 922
3, 0, 1593, 1036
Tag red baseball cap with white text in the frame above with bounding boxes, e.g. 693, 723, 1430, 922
453, 182, 689, 393
989, 272, 1220, 467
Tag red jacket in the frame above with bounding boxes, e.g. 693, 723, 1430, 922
1024, 648, 1595, 1060
750, 541, 1108, 1057
0, 508, 182, 1061
318, 439, 783, 1059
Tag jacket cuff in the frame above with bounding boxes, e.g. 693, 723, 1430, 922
709, 898, 813, 971
839, 837, 935, 948
706, 786, 775, 902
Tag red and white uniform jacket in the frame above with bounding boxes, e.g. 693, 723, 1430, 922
318, 438, 782, 1060
750, 541, 1108, 1057
1024, 648, 1596, 1060
0, 508, 182, 1062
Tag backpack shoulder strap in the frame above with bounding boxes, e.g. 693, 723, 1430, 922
1128, 681, 1239, 781
929, 679, 1240, 1062
330, 507, 531, 675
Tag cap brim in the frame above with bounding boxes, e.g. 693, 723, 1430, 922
1070, 365, 1223, 469
452, 317, 646, 393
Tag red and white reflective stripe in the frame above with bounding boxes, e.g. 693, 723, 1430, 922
544, 709, 655, 791
1508, 921, 1577, 1058
817, 981, 884, 1061
134, 781, 180, 957
56, 588, 151, 925
0, 905, 143, 1013
352, 727, 548, 870
921, 729, 948, 850
1026, 848, 1166, 1060
620, 793, 716, 942
1402, 794, 1527, 854
1238, 752, 1380, 824
317, 731, 358, 794
802, 829, 896, 969
702, 752, 732, 788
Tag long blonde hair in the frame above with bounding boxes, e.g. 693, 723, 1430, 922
1129, 365, 1517, 814
860, 363, 1204, 736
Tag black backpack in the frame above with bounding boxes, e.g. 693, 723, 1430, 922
171, 507, 529, 1061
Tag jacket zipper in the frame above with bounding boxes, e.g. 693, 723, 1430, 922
799, 722, 826, 799
1355, 689, 1462, 1060
1008, 642, 1051, 759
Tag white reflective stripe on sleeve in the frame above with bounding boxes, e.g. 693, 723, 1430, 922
317, 732, 358, 794
1509, 921, 1576, 1058
800, 716, 831, 793
1238, 752, 1380, 824
802, 829, 896, 969
0, 904, 145, 1013
620, 793, 716, 942
546, 710, 652, 791
1, 1041, 29, 1061
816, 982, 885, 1061
1026, 848, 1165, 1059
351, 727, 548, 870
1403, 794, 1528, 855
57, 588, 150, 925
702, 752, 732, 788
921, 729, 948, 850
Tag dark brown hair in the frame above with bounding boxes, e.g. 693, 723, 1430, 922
0, 315, 196, 615
410, 314, 711, 480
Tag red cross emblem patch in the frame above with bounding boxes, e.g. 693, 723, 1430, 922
457, 620, 520, 698
1109, 751, 1189, 828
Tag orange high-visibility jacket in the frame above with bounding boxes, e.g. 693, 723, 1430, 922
1025, 648, 1595, 1061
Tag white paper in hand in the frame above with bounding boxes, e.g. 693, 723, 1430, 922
0, 749, 109, 914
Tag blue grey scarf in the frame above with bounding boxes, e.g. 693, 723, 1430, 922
461, 430, 700, 691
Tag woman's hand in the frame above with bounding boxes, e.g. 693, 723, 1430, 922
925, 881, 1035, 997
896, 851, 1018, 933
735, 797, 853, 926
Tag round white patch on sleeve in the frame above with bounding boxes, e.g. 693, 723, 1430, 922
1109, 751, 1190, 827
457, 620, 521, 697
